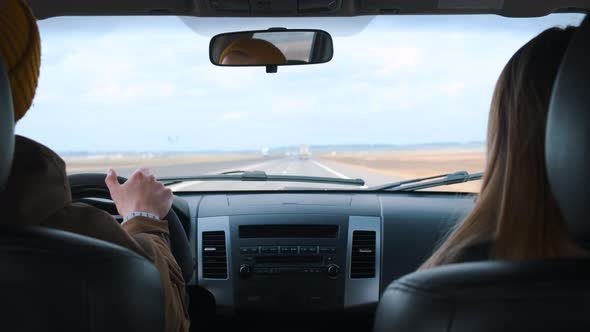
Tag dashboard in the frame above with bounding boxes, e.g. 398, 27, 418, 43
170, 191, 475, 320
78, 190, 476, 330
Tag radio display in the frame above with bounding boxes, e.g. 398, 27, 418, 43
239, 224, 339, 239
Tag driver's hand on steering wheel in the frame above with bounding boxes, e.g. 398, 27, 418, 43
105, 168, 173, 220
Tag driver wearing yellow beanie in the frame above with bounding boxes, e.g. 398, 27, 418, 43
0, 1, 190, 331
219, 38, 288, 65
0, 0, 41, 122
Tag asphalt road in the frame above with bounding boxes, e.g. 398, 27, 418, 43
111, 157, 398, 191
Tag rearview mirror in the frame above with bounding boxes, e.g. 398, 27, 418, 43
209, 28, 333, 73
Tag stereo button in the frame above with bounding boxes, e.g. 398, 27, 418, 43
301, 246, 318, 254
280, 246, 298, 254
241, 247, 259, 254
327, 264, 340, 278
261, 246, 278, 254
239, 264, 252, 278
320, 247, 336, 254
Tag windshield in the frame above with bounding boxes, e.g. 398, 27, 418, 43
19, 14, 584, 192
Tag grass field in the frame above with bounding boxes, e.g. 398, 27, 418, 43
319, 149, 486, 192
64, 153, 259, 174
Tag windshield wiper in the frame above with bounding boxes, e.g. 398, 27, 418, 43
370, 171, 483, 192
160, 170, 365, 187
220, 170, 247, 175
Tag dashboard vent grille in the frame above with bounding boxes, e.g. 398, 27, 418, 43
202, 231, 228, 279
350, 230, 376, 278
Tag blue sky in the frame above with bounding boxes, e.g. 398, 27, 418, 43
15, 14, 584, 153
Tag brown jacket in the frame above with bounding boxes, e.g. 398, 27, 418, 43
0, 135, 190, 332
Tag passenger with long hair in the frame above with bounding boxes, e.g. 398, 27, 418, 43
421, 26, 587, 269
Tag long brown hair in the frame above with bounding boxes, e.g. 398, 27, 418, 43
421, 27, 585, 269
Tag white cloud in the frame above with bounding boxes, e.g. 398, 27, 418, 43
269, 96, 316, 116
376, 47, 421, 75
218, 110, 250, 121
440, 81, 466, 96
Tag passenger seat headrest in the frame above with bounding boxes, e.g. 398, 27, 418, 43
0, 59, 15, 191
546, 15, 590, 240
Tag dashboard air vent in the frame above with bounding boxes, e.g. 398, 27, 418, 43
350, 230, 376, 278
202, 231, 228, 279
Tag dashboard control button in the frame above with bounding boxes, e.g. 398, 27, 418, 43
280, 246, 298, 254
301, 246, 318, 254
240, 247, 259, 255
261, 246, 278, 254
327, 264, 340, 278
319, 247, 336, 254
239, 264, 252, 278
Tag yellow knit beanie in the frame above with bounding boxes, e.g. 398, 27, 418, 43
0, 0, 41, 122
219, 38, 287, 65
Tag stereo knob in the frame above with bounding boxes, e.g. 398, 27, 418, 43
327, 264, 340, 278
239, 264, 252, 278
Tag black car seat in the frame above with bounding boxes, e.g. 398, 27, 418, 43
373, 14, 590, 332
0, 59, 165, 331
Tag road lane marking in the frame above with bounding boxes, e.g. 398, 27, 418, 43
215, 159, 281, 174
310, 160, 350, 179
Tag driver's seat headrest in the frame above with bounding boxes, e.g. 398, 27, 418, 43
0, 58, 15, 192
546, 15, 590, 240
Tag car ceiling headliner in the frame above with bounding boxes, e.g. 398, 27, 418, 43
27, 0, 589, 20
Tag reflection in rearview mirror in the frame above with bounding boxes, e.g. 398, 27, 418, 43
210, 29, 333, 72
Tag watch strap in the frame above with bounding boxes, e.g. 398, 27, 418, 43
122, 211, 160, 224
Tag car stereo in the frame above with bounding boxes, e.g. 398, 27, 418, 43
231, 218, 347, 312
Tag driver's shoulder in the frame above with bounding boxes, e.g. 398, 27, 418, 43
14, 135, 66, 172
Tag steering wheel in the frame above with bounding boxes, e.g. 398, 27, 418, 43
67, 173, 194, 282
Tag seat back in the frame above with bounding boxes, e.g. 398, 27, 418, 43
0, 55, 14, 190
0, 226, 165, 332
373, 14, 590, 332
546, 13, 590, 241
373, 259, 590, 331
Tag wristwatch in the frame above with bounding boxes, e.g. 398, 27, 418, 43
122, 211, 160, 224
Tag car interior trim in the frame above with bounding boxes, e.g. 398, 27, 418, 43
344, 216, 382, 308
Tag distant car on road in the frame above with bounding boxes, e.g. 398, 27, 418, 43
260, 147, 270, 158
298, 145, 312, 160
